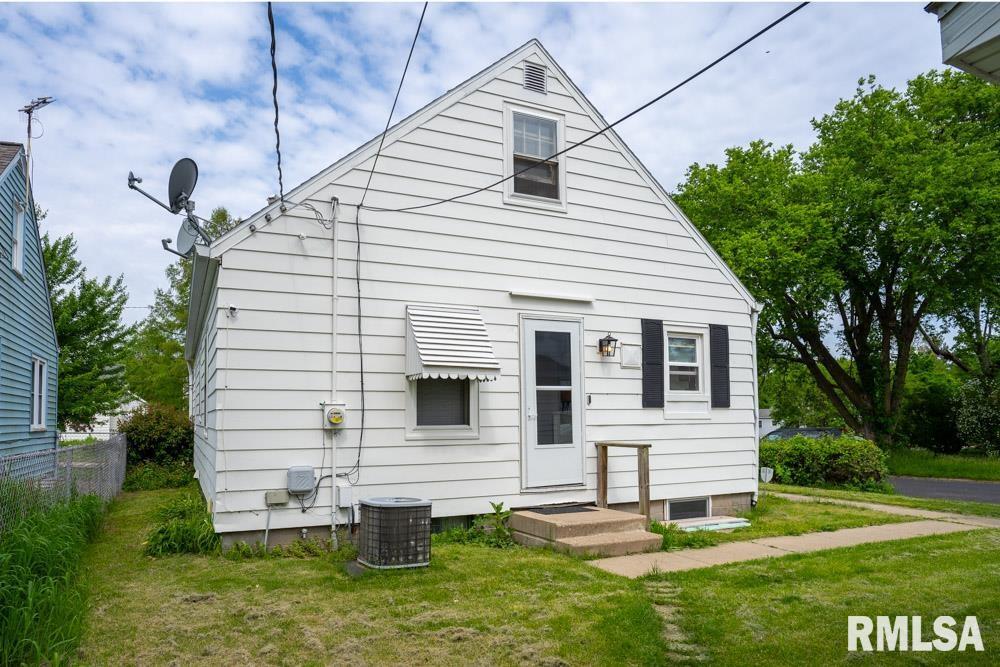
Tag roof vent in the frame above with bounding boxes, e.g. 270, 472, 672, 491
523, 62, 547, 94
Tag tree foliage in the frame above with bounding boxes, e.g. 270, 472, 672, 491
41, 232, 133, 430
759, 361, 845, 429
125, 208, 239, 410
675, 71, 1000, 445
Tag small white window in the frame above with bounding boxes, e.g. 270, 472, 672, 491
31, 357, 47, 430
503, 104, 566, 210
12, 201, 25, 274
406, 378, 480, 439
667, 335, 700, 392
669, 497, 709, 521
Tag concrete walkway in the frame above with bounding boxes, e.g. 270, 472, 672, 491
591, 493, 999, 579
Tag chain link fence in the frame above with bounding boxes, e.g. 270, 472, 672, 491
0, 435, 126, 537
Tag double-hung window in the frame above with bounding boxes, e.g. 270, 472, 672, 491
12, 201, 25, 274
504, 104, 566, 209
667, 336, 701, 392
31, 357, 47, 430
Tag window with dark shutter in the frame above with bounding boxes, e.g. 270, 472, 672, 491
641, 319, 664, 408
709, 324, 730, 408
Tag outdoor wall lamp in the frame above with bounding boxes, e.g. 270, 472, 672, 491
598, 333, 619, 358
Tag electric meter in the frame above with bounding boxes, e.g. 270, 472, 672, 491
323, 402, 347, 429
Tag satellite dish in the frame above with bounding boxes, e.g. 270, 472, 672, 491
175, 217, 199, 256
167, 158, 199, 213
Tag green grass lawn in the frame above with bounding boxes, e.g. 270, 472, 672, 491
78, 489, 667, 666
653, 529, 1000, 665
650, 494, 909, 550
888, 448, 1000, 481
766, 483, 1000, 519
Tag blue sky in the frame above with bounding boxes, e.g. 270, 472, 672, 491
0, 2, 944, 320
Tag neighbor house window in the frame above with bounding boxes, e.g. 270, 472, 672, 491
667, 335, 700, 392
12, 201, 25, 274
31, 357, 46, 430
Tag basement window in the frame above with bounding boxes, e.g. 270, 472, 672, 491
668, 498, 709, 521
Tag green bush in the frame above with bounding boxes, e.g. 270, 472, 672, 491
760, 435, 890, 492
433, 502, 516, 549
0, 495, 105, 665
144, 490, 220, 556
898, 361, 961, 453
123, 460, 195, 491
118, 403, 193, 465
957, 378, 1000, 456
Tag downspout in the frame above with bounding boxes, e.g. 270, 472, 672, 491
749, 303, 763, 506
329, 196, 340, 546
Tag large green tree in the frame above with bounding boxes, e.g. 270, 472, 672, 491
125, 207, 239, 410
675, 71, 1000, 445
41, 231, 133, 430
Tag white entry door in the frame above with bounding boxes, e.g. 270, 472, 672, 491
522, 317, 584, 488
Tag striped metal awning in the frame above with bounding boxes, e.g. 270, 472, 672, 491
405, 305, 501, 382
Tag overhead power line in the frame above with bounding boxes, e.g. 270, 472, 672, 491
346, 1, 429, 485
267, 2, 285, 202
360, 1, 810, 214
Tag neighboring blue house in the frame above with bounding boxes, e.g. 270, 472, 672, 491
0, 142, 58, 455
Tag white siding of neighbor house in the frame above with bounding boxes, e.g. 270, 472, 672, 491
192, 45, 758, 534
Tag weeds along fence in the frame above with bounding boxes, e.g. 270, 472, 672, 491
0, 435, 126, 538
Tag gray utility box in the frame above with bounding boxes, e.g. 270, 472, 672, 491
358, 497, 432, 569
287, 466, 316, 495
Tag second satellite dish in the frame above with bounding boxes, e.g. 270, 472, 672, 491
168, 158, 199, 213
175, 217, 200, 256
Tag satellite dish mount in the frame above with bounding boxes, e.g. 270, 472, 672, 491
127, 158, 211, 258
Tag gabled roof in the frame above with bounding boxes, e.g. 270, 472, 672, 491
0, 142, 23, 181
188, 39, 760, 357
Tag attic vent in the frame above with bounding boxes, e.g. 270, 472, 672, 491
523, 62, 547, 94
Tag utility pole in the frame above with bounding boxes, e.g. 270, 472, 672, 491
18, 96, 54, 195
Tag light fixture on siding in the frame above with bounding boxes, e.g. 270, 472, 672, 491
598, 333, 619, 358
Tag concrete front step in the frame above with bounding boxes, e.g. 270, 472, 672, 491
556, 530, 663, 557
510, 506, 648, 541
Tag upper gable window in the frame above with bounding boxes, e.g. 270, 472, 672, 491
12, 201, 24, 274
503, 104, 566, 211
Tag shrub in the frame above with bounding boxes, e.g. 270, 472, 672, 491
957, 378, 1000, 456
0, 496, 105, 665
760, 435, 890, 491
123, 460, 195, 491
433, 502, 517, 549
898, 365, 961, 453
118, 403, 194, 465
144, 490, 220, 556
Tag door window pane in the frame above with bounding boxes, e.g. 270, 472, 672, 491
416, 379, 469, 426
535, 331, 572, 386
537, 389, 573, 445
668, 337, 697, 363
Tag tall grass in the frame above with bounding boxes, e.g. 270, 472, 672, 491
0, 495, 104, 666
144, 490, 220, 556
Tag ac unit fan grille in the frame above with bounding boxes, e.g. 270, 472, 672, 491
358, 499, 432, 569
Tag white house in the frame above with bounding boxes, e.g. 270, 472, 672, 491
185, 40, 762, 544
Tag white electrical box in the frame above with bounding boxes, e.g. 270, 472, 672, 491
322, 402, 347, 429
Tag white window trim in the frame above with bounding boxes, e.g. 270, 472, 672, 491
30, 356, 47, 431
662, 323, 711, 421
405, 378, 480, 441
502, 102, 568, 212
12, 200, 25, 275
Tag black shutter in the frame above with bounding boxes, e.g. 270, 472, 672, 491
641, 319, 664, 408
709, 324, 731, 408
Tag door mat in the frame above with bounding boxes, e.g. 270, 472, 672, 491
528, 505, 597, 515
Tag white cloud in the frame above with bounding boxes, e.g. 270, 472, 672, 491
0, 2, 944, 322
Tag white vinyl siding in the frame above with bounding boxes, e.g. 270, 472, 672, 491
193, 47, 757, 533
30, 357, 46, 430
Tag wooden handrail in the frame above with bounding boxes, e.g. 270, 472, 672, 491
595, 441, 651, 525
